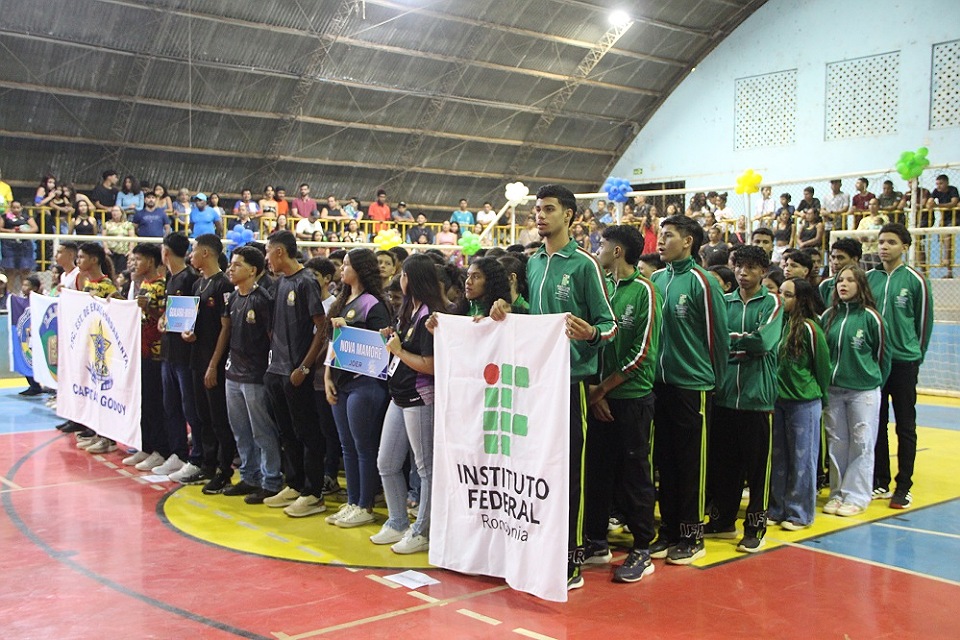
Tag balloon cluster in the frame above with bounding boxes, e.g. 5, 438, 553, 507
226, 224, 255, 249
504, 181, 530, 205
896, 147, 930, 181
374, 228, 402, 251
458, 231, 481, 256
735, 169, 763, 195
602, 177, 631, 203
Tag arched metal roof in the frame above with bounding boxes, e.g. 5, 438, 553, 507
0, 0, 766, 209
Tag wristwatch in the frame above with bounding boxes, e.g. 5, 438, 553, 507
298, 365, 310, 375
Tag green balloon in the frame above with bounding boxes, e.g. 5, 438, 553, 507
917, 147, 929, 158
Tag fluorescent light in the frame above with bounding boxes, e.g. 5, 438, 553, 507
608, 10, 631, 26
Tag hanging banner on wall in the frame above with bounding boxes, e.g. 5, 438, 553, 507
7, 295, 33, 378
56, 289, 142, 449
29, 293, 59, 389
430, 313, 570, 602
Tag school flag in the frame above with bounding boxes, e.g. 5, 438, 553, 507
7, 295, 33, 378
430, 313, 570, 602
29, 293, 59, 389
56, 289, 142, 449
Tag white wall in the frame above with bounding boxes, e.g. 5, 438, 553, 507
609, 0, 960, 189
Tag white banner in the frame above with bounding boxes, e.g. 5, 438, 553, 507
430, 313, 570, 602
57, 289, 142, 449
29, 293, 59, 390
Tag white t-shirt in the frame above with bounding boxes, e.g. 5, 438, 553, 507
476, 209, 499, 227
296, 218, 324, 238
60, 266, 80, 291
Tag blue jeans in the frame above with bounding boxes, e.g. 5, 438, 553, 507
770, 399, 822, 525
161, 360, 200, 461
225, 379, 283, 491
824, 387, 881, 509
330, 376, 389, 509
377, 401, 434, 537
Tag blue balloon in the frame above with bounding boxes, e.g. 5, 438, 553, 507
242, 229, 254, 242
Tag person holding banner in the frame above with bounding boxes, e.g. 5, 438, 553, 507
649, 215, 728, 565
583, 224, 661, 583
181, 235, 237, 494
372, 254, 445, 554
74, 243, 120, 454
126, 244, 169, 473
491, 184, 618, 591
324, 248, 392, 529
262, 230, 329, 516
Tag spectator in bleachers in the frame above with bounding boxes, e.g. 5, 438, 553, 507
344, 196, 362, 221
117, 176, 144, 214
449, 221, 462, 239
70, 200, 99, 236
776, 193, 795, 219
131, 191, 171, 238
153, 183, 173, 213
715, 193, 736, 225
796, 186, 821, 219
208, 193, 225, 219
1, 201, 39, 291
856, 199, 889, 270
172, 188, 192, 229
367, 190, 392, 233
103, 205, 134, 273
235, 203, 259, 238
35, 175, 58, 210
274, 187, 289, 217
189, 193, 222, 238
476, 202, 498, 229
291, 183, 318, 220
91, 169, 119, 210
754, 185, 776, 222
822, 179, 849, 233
259, 186, 278, 218
700, 225, 729, 266
343, 219, 364, 243
450, 198, 474, 228
798, 208, 824, 250
850, 177, 875, 226
325, 195, 348, 222
926, 174, 960, 277
295, 207, 324, 242
877, 180, 903, 213
771, 208, 795, 266
392, 201, 413, 224
517, 214, 539, 246
407, 214, 433, 245
233, 188, 260, 217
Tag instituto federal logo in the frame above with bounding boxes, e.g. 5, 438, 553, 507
482, 362, 529, 456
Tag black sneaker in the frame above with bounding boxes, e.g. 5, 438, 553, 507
613, 549, 655, 583
75, 428, 96, 439
202, 472, 233, 495
666, 540, 705, 565
649, 537, 677, 559
736, 535, 766, 553
19, 387, 44, 397
244, 488, 280, 505
703, 521, 738, 539
890, 490, 912, 509
582, 539, 613, 565
178, 467, 213, 486
321, 475, 340, 495
567, 564, 584, 591
222, 480, 260, 497
60, 421, 86, 433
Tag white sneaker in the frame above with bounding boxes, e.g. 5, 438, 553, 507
326, 503, 357, 525
391, 532, 429, 554
168, 462, 201, 483
86, 438, 117, 454
151, 453, 185, 476
134, 452, 166, 472
76, 435, 99, 449
263, 486, 301, 508
370, 523, 409, 545
336, 506, 376, 528
283, 495, 327, 518
122, 451, 150, 466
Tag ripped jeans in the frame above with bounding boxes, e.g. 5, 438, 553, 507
823, 387, 881, 509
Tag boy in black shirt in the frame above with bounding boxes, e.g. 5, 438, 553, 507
223, 246, 282, 503
181, 234, 237, 493
262, 230, 329, 517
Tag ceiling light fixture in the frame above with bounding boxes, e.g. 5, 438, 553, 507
608, 9, 631, 27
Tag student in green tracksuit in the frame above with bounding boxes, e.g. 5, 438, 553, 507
868, 223, 933, 510
649, 215, 729, 565
583, 224, 661, 584
705, 245, 784, 553
821, 266, 891, 517
768, 278, 831, 530
491, 184, 617, 591
819, 237, 862, 307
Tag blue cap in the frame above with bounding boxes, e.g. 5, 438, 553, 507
193, 193, 207, 202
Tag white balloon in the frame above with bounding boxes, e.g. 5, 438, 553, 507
504, 181, 530, 204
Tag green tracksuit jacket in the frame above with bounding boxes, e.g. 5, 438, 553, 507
777, 318, 831, 405
819, 276, 835, 307
599, 269, 661, 400
821, 302, 892, 390
651, 256, 729, 391
716, 288, 784, 412
526, 239, 618, 382
866, 263, 933, 364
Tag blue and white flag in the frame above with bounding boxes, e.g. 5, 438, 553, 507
7, 295, 33, 378
29, 293, 59, 389
56, 289, 142, 449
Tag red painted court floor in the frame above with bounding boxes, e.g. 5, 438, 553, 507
2, 387, 959, 639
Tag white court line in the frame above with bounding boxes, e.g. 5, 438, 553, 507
0, 476, 23, 490
513, 628, 558, 640
872, 521, 960, 541
783, 540, 960, 587
457, 608, 501, 625
407, 591, 439, 603
366, 574, 402, 589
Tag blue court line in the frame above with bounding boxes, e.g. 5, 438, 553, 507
915, 404, 960, 432
801, 500, 960, 583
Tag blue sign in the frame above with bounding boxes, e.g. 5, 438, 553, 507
329, 326, 390, 380
165, 296, 200, 333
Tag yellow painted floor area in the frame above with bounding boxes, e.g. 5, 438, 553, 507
162, 487, 432, 569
